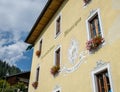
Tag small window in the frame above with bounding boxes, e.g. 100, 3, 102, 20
51, 47, 61, 76
55, 48, 60, 67
88, 14, 101, 39
86, 9, 104, 51
39, 40, 42, 56
92, 63, 113, 92
95, 69, 111, 92
83, 0, 91, 6
36, 39, 42, 57
55, 15, 61, 37
53, 88, 61, 92
56, 90, 60, 92
36, 67, 40, 82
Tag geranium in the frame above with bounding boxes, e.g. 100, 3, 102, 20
50, 65, 60, 76
86, 36, 104, 51
36, 50, 41, 57
32, 81, 38, 89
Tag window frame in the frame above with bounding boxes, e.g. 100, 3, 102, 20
36, 66, 40, 82
91, 63, 114, 92
83, 0, 91, 6
55, 13, 62, 38
53, 87, 61, 92
54, 45, 61, 67
86, 9, 104, 41
39, 38, 43, 57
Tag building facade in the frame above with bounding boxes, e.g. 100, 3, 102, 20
25, 0, 120, 92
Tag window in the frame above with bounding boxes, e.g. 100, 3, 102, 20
83, 0, 91, 6
32, 67, 40, 89
51, 47, 61, 76
39, 39, 42, 56
55, 48, 60, 67
36, 39, 42, 57
55, 15, 61, 37
95, 69, 111, 92
36, 67, 40, 82
53, 87, 61, 92
56, 90, 60, 92
88, 14, 101, 39
86, 9, 104, 51
92, 63, 113, 92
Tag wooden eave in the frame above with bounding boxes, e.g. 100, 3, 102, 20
25, 0, 65, 44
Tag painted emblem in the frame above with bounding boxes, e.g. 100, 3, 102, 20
68, 40, 78, 64
60, 39, 89, 74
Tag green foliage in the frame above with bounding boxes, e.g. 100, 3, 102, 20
0, 80, 27, 92
0, 60, 21, 79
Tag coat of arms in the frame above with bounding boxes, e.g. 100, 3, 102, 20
68, 40, 78, 64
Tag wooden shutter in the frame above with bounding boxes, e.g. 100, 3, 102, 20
97, 76, 102, 92
94, 18, 99, 37
89, 23, 94, 39
103, 74, 108, 92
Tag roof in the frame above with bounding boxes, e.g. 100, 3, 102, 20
5, 71, 30, 78
25, 0, 65, 44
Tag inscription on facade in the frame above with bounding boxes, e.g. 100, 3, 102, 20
64, 17, 81, 37
41, 45, 55, 59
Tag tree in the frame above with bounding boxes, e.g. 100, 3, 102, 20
0, 60, 21, 78
0, 80, 27, 92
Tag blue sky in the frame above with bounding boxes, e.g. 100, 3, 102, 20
0, 0, 48, 71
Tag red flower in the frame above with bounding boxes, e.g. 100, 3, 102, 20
86, 36, 104, 51
36, 50, 41, 57
32, 81, 38, 89
50, 66, 60, 76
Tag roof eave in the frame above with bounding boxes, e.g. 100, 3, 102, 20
25, 0, 65, 44
25, 0, 52, 44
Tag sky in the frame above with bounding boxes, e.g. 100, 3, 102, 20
0, 0, 48, 71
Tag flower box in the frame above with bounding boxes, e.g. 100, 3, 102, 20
50, 65, 60, 76
36, 50, 41, 57
86, 36, 104, 51
32, 81, 38, 89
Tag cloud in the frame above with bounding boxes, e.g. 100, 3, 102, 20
0, 0, 48, 32
0, 41, 27, 66
0, 0, 48, 66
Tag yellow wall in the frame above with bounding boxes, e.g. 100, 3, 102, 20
28, 0, 120, 92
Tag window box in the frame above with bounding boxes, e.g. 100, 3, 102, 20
50, 65, 60, 76
32, 81, 38, 89
86, 36, 104, 51
36, 50, 41, 57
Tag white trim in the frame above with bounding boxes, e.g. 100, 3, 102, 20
54, 13, 62, 39
91, 63, 114, 92
53, 87, 61, 92
38, 37, 43, 48
39, 38, 43, 49
54, 45, 62, 66
34, 65, 40, 84
86, 9, 104, 40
